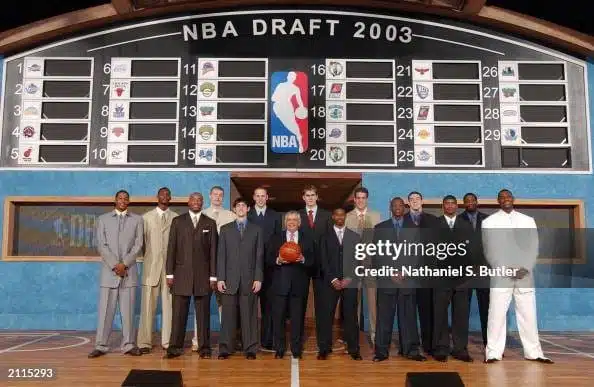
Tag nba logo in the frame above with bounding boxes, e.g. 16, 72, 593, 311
270, 71, 308, 153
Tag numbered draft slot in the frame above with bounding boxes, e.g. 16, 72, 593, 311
411, 60, 484, 168
497, 61, 571, 169
14, 57, 94, 165
105, 58, 180, 166
324, 59, 397, 166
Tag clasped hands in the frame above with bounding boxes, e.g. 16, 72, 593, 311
217, 280, 262, 294
276, 254, 305, 265
112, 263, 128, 277
331, 278, 352, 290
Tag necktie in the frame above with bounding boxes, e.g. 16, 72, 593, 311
449, 218, 454, 229
118, 215, 125, 259
395, 220, 401, 237
192, 215, 197, 228
239, 222, 245, 238
357, 213, 365, 233
471, 215, 477, 230
161, 212, 166, 227
337, 229, 343, 244
308, 210, 314, 228
289, 232, 295, 241
258, 211, 264, 218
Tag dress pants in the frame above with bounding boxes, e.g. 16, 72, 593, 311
94, 286, 137, 353
218, 292, 259, 355
273, 294, 307, 355
318, 284, 359, 354
472, 287, 490, 346
432, 288, 471, 356
169, 293, 211, 354
137, 275, 172, 349
260, 271, 274, 348
486, 287, 545, 360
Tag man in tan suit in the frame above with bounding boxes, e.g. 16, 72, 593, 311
137, 187, 178, 353
191, 185, 236, 352
345, 187, 381, 345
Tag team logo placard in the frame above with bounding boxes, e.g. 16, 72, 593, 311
270, 71, 309, 154
198, 59, 218, 78
19, 122, 40, 142
22, 101, 41, 119
18, 145, 39, 164
414, 125, 434, 144
326, 124, 346, 143
198, 81, 217, 99
326, 145, 346, 166
24, 58, 44, 78
197, 124, 216, 142
499, 83, 519, 102
110, 59, 131, 78
110, 102, 128, 120
414, 147, 434, 166
111, 80, 130, 99
327, 103, 345, 121
197, 102, 217, 121
108, 123, 128, 142
196, 146, 216, 164
106, 144, 128, 165
413, 83, 432, 101
412, 61, 432, 81
326, 82, 345, 99
325, 59, 346, 79
500, 104, 519, 124
501, 127, 521, 145
499, 62, 518, 81
414, 104, 433, 122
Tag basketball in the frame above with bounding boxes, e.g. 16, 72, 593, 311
279, 241, 302, 262
294, 106, 308, 119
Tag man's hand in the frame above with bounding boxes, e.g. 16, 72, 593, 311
252, 281, 262, 293
298, 254, 305, 263
514, 267, 529, 280
214, 280, 223, 292
341, 278, 352, 288
276, 256, 286, 265
331, 279, 342, 291
114, 263, 127, 277
166, 278, 174, 287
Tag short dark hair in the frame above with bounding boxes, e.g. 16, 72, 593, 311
233, 197, 248, 207
333, 207, 346, 214
302, 185, 317, 195
115, 190, 129, 199
210, 186, 224, 194
353, 187, 369, 198
463, 192, 477, 201
408, 191, 423, 200
443, 195, 457, 203
391, 196, 404, 205
158, 187, 171, 195
498, 189, 513, 198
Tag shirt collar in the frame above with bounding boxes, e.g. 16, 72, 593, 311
156, 207, 168, 215
189, 210, 201, 218
114, 209, 127, 216
255, 206, 266, 215
356, 208, 367, 217
306, 205, 317, 214
334, 225, 345, 233
237, 218, 247, 226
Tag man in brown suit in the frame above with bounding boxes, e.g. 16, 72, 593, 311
165, 192, 218, 358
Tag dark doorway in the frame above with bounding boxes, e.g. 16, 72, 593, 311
230, 172, 361, 214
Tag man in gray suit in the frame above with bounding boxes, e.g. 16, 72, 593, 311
89, 190, 144, 358
217, 197, 264, 359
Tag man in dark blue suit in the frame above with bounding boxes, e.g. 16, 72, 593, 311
247, 186, 282, 350
460, 192, 491, 349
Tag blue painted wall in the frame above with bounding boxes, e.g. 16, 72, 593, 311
0, 59, 593, 334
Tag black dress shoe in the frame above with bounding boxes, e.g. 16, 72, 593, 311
433, 354, 448, 362
88, 349, 106, 358
484, 358, 499, 364
218, 353, 230, 360
199, 352, 212, 359
274, 351, 285, 359
373, 355, 387, 362
139, 347, 151, 354
246, 352, 256, 360
452, 353, 473, 362
292, 353, 302, 359
317, 351, 329, 360
407, 354, 427, 362
527, 357, 554, 364
124, 347, 143, 356
350, 353, 363, 360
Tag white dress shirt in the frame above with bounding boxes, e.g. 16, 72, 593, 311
255, 206, 267, 217
305, 206, 318, 222
445, 215, 456, 228
332, 225, 346, 284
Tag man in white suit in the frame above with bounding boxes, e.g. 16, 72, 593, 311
482, 189, 553, 364
345, 187, 381, 345
192, 185, 236, 352
137, 187, 178, 353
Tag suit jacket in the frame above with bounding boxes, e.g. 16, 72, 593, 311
216, 220, 264, 295
267, 229, 314, 296
460, 210, 490, 267
166, 212, 218, 296
247, 207, 282, 246
434, 215, 475, 287
372, 217, 421, 293
299, 207, 332, 277
481, 209, 539, 289
140, 208, 178, 287
345, 208, 381, 238
321, 226, 361, 286
96, 210, 144, 288
203, 206, 236, 233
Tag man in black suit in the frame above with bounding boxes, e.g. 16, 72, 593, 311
268, 211, 314, 359
165, 192, 218, 359
318, 208, 362, 360
299, 185, 332, 348
407, 191, 437, 356
432, 195, 474, 362
247, 186, 282, 350
373, 197, 426, 362
217, 197, 264, 360
460, 192, 490, 349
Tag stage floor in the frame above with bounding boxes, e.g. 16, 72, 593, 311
0, 330, 593, 386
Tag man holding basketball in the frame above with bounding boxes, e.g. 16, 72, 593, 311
267, 211, 314, 359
